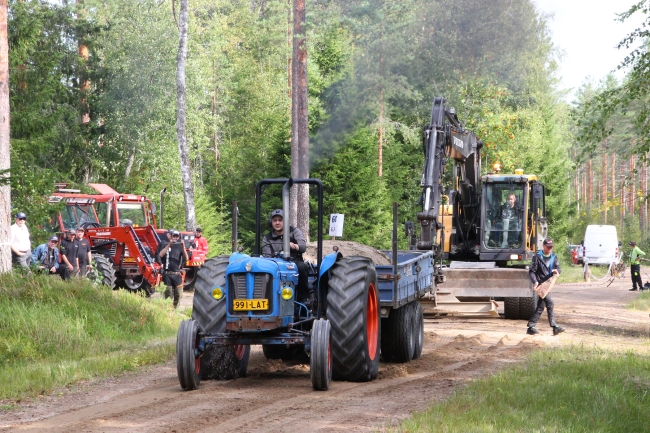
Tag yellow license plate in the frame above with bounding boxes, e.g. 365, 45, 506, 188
233, 299, 269, 311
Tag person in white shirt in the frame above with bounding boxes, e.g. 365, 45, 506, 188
11, 212, 31, 268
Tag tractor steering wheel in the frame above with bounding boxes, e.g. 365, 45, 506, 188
81, 222, 102, 229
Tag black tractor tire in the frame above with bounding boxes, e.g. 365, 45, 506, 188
311, 319, 332, 391
503, 297, 520, 319
380, 304, 415, 363
177, 319, 201, 390
121, 275, 152, 295
183, 267, 198, 291
262, 344, 304, 361
327, 256, 380, 382
412, 301, 424, 360
91, 254, 116, 289
519, 292, 539, 321
192, 255, 229, 334
200, 344, 250, 380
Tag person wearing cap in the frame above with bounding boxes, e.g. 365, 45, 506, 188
526, 237, 565, 336
628, 241, 646, 291
11, 212, 31, 268
59, 229, 77, 280
155, 230, 172, 269
262, 209, 308, 299
159, 230, 188, 307
192, 227, 209, 255
31, 236, 68, 279
73, 227, 93, 278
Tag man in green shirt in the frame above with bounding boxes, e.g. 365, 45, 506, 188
629, 241, 646, 291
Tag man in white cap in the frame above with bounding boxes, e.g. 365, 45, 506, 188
11, 211, 31, 268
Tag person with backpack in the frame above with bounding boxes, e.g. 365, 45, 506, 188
261, 209, 308, 300
526, 237, 565, 336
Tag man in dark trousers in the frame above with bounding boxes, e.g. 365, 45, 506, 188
527, 237, 565, 336
628, 241, 646, 291
74, 227, 92, 278
32, 236, 69, 279
159, 230, 188, 308
261, 209, 308, 300
155, 230, 172, 298
59, 229, 77, 280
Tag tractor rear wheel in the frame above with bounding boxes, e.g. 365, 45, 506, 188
192, 255, 229, 334
177, 319, 201, 390
91, 254, 116, 289
327, 256, 380, 382
311, 319, 332, 391
412, 301, 424, 360
380, 304, 414, 363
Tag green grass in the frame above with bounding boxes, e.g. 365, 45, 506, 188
391, 347, 650, 433
627, 290, 650, 311
0, 273, 184, 400
556, 262, 610, 284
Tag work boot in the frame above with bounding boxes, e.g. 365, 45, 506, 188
527, 327, 539, 335
630, 287, 638, 291
164, 286, 173, 299
553, 326, 565, 336
173, 285, 183, 308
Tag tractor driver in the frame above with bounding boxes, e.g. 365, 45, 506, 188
262, 209, 308, 300
159, 230, 188, 308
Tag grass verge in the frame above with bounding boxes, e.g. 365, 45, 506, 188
0, 272, 184, 401
390, 347, 650, 433
627, 290, 650, 311
557, 262, 609, 284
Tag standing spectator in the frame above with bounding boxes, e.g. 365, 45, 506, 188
73, 227, 92, 277
10, 212, 31, 268
193, 227, 208, 254
32, 236, 68, 279
59, 229, 77, 280
159, 230, 188, 308
526, 237, 565, 336
155, 230, 172, 297
576, 240, 584, 264
628, 241, 646, 291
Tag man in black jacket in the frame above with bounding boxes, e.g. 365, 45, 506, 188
527, 237, 565, 336
261, 209, 308, 300
159, 230, 188, 308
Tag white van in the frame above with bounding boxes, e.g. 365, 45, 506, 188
583, 225, 620, 265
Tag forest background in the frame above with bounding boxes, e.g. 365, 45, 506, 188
8, 0, 649, 257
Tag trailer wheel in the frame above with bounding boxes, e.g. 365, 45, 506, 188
503, 297, 520, 319
91, 254, 116, 289
412, 301, 424, 360
519, 293, 538, 321
380, 303, 414, 363
327, 256, 380, 382
192, 255, 229, 334
176, 319, 201, 390
200, 344, 250, 380
311, 319, 332, 391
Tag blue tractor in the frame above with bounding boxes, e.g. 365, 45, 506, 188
176, 178, 381, 391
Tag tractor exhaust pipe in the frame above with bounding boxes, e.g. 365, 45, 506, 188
282, 179, 293, 260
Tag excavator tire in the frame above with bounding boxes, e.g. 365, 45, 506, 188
519, 293, 538, 321
503, 297, 520, 320
327, 256, 380, 382
91, 254, 116, 289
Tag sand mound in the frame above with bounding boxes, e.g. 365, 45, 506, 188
304, 240, 392, 265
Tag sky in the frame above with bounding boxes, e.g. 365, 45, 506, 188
532, 0, 646, 102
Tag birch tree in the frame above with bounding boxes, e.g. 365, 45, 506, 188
0, 0, 10, 273
176, 0, 196, 230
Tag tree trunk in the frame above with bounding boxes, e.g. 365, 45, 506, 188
629, 155, 636, 215
601, 143, 607, 223
641, 160, 647, 233
290, 0, 309, 239
176, 0, 196, 230
587, 159, 593, 208
0, 0, 11, 273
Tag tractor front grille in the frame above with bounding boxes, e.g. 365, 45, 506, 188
228, 272, 273, 315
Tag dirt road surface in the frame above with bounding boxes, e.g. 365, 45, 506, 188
3, 270, 650, 432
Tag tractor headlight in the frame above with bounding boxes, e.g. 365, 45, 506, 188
211, 287, 224, 300
281, 286, 293, 300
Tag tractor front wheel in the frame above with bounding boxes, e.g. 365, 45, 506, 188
176, 320, 201, 390
91, 254, 116, 289
327, 256, 380, 382
310, 319, 332, 391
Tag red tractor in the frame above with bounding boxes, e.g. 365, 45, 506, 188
47, 183, 206, 293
